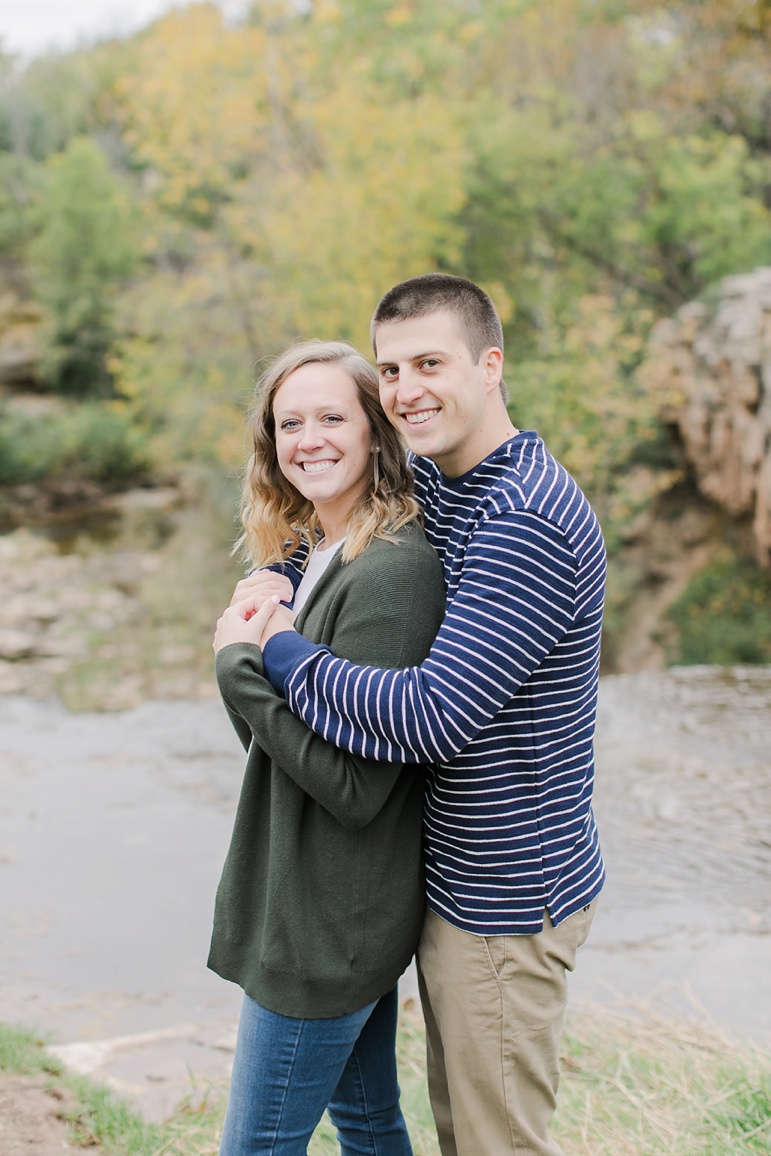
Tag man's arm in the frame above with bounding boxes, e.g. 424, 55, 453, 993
216, 644, 415, 829
217, 529, 445, 818
263, 510, 581, 764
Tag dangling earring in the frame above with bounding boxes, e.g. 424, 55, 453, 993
372, 446, 380, 494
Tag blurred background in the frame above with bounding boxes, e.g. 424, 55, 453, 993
0, 0, 770, 707
0, 4, 770, 1149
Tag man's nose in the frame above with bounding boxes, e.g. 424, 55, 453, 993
395, 368, 425, 405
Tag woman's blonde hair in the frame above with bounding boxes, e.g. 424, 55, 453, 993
237, 339, 420, 568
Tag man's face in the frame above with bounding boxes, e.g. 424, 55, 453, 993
375, 309, 503, 477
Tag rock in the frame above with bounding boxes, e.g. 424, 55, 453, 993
0, 629, 38, 661
641, 267, 771, 566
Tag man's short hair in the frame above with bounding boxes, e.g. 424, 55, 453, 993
371, 273, 508, 403
371, 273, 504, 363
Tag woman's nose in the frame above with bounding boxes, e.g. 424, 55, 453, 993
298, 423, 324, 450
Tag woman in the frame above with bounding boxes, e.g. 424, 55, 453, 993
210, 340, 444, 1154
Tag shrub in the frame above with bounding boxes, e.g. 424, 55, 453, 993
666, 554, 771, 665
0, 401, 150, 488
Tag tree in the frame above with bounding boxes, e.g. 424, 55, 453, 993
29, 136, 138, 396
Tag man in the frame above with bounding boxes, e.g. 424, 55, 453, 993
241, 274, 606, 1156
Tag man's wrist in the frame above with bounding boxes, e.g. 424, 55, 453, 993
262, 631, 322, 695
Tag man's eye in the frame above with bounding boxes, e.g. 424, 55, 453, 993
422, 359, 439, 369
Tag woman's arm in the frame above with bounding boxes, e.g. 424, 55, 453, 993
216, 535, 445, 826
221, 700, 253, 754
217, 646, 407, 829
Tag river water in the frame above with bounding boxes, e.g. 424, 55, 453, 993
0, 666, 769, 1119
575, 665, 771, 1034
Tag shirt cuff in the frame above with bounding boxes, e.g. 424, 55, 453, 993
262, 631, 321, 695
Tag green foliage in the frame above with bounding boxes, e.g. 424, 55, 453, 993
0, 0, 769, 644
0, 40, 129, 160
509, 292, 680, 552
108, 265, 256, 471
0, 401, 150, 488
0, 152, 41, 257
611, 118, 771, 296
461, 100, 771, 353
28, 136, 139, 396
666, 555, 771, 665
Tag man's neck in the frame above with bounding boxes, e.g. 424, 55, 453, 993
438, 423, 520, 478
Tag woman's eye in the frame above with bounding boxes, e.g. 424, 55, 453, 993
280, 420, 300, 431
323, 414, 343, 424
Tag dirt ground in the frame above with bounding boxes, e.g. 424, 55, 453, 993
0, 1071, 98, 1153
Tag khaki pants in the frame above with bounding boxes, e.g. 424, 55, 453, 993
416, 901, 597, 1156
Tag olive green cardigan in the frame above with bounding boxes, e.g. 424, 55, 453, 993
208, 522, 444, 1018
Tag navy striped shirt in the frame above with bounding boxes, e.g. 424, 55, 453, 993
264, 432, 606, 934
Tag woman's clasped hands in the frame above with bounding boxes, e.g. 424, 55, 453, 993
213, 570, 297, 654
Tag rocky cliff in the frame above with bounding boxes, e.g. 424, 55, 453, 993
641, 267, 771, 569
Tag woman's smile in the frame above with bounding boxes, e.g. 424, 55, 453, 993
300, 458, 338, 473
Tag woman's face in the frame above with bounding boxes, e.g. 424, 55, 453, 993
273, 361, 374, 536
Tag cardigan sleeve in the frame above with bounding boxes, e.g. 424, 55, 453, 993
217, 648, 403, 828
222, 700, 253, 753
216, 532, 444, 827
263, 508, 578, 764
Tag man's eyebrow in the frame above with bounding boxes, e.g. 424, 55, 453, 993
375, 349, 446, 368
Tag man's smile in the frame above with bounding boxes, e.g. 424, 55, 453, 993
403, 409, 440, 426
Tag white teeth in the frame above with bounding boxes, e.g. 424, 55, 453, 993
405, 410, 439, 425
302, 460, 335, 473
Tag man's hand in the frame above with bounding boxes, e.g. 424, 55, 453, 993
258, 600, 297, 646
228, 570, 294, 610
234, 593, 298, 649
213, 595, 297, 654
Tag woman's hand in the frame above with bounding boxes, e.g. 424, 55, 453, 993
228, 570, 295, 610
213, 596, 297, 653
258, 600, 297, 646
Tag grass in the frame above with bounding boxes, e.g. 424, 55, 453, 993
0, 1020, 173, 1152
2, 1004, 769, 1154
0, 1014, 429, 1156
554, 1005, 771, 1154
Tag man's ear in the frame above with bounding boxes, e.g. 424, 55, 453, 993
483, 347, 504, 396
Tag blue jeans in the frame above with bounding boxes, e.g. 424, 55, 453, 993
219, 986, 412, 1155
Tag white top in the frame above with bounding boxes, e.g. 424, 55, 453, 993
293, 539, 345, 614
